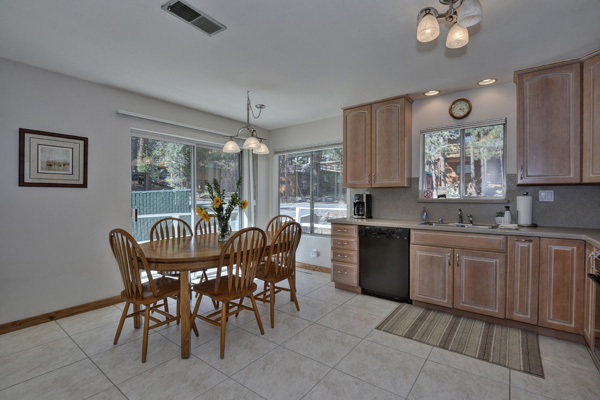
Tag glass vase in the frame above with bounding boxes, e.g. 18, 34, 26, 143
217, 217, 230, 242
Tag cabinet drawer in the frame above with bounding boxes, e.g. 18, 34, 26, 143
332, 262, 358, 287
332, 236, 358, 250
331, 224, 358, 237
332, 249, 358, 264
411, 230, 506, 252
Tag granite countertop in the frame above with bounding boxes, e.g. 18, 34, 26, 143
329, 218, 600, 248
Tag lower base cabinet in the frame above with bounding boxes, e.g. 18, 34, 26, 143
410, 245, 453, 308
506, 237, 540, 325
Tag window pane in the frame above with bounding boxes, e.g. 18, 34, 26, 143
312, 148, 347, 235
422, 130, 461, 199
279, 152, 312, 233
464, 125, 505, 198
195, 147, 241, 230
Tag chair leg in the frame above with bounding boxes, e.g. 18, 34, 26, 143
220, 302, 228, 359
113, 303, 129, 345
176, 294, 180, 325
163, 298, 169, 313
289, 277, 300, 311
249, 294, 265, 335
235, 297, 244, 318
142, 306, 151, 363
270, 282, 275, 329
190, 293, 203, 337
262, 282, 268, 303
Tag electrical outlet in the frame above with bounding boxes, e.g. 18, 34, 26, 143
539, 190, 554, 202
310, 248, 319, 258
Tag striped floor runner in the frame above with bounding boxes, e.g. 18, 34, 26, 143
377, 303, 544, 377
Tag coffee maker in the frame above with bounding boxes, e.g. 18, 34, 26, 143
353, 193, 372, 219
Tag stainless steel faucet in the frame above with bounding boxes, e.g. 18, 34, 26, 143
458, 209, 463, 224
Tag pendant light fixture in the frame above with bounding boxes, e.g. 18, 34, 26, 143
416, 0, 482, 49
222, 91, 269, 155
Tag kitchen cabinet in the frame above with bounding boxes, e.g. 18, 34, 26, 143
330, 224, 360, 293
506, 236, 540, 325
410, 245, 453, 308
539, 238, 585, 334
582, 51, 600, 183
343, 96, 412, 188
584, 243, 598, 346
515, 60, 581, 184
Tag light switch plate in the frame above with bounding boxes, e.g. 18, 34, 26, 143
539, 190, 554, 202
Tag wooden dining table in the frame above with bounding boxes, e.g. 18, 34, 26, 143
138, 232, 273, 358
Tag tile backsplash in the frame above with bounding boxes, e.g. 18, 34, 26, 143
350, 175, 600, 229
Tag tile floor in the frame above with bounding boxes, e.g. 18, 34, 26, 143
1, 270, 599, 400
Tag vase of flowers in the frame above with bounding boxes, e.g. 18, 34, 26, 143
196, 177, 248, 242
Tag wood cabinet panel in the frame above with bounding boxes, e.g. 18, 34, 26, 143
516, 61, 581, 184
454, 249, 506, 318
332, 249, 358, 265
331, 236, 358, 251
411, 230, 506, 252
506, 236, 540, 325
582, 52, 600, 183
343, 105, 371, 187
410, 245, 453, 308
332, 262, 358, 286
539, 238, 585, 333
331, 224, 358, 237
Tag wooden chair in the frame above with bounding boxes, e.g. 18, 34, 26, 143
190, 227, 267, 359
265, 215, 295, 235
108, 228, 180, 363
255, 221, 302, 328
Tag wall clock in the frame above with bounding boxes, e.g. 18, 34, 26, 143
449, 98, 472, 119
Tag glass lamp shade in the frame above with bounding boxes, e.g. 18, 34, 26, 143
457, 0, 483, 28
417, 13, 440, 42
253, 142, 270, 154
223, 139, 241, 153
446, 23, 469, 49
242, 135, 261, 149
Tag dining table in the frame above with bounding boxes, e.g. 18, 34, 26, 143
138, 232, 273, 358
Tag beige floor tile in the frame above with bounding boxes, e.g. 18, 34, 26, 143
158, 319, 227, 349
194, 378, 265, 400
91, 334, 179, 384
192, 328, 277, 376
408, 361, 509, 400
303, 369, 404, 400
226, 299, 271, 327
538, 335, 598, 372
232, 347, 330, 400
511, 358, 600, 400
283, 323, 361, 367
317, 306, 383, 338
278, 295, 338, 322
0, 359, 112, 400
87, 386, 128, 400
365, 329, 432, 359
241, 310, 312, 344
426, 347, 510, 384
0, 337, 86, 390
336, 340, 425, 397
118, 356, 226, 400
294, 279, 328, 296
56, 305, 123, 336
71, 321, 145, 357
0, 321, 67, 357
510, 387, 555, 400
305, 285, 357, 305
343, 295, 401, 317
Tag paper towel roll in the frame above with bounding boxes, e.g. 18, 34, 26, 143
517, 195, 533, 225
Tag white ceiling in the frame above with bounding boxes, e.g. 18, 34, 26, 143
1, 0, 599, 130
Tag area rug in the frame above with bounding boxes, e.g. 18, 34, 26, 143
376, 303, 544, 377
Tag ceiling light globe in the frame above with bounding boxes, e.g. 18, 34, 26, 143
446, 23, 469, 49
417, 13, 440, 42
478, 78, 497, 86
424, 90, 440, 96
242, 136, 261, 149
253, 142, 270, 155
457, 0, 483, 28
223, 139, 241, 153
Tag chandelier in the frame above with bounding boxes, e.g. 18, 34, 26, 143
223, 91, 269, 155
417, 0, 482, 49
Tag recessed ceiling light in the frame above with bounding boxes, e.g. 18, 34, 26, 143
478, 78, 497, 86
424, 90, 440, 96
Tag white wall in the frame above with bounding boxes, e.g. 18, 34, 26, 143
0, 57, 270, 324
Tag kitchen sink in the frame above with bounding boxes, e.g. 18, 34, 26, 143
420, 222, 497, 229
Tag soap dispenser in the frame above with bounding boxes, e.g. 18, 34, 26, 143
503, 206, 512, 224
421, 207, 428, 222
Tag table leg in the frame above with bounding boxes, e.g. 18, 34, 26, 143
180, 270, 191, 358
133, 304, 141, 328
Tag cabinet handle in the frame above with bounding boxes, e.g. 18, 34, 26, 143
456, 253, 460, 267
367, 173, 371, 184
336, 270, 348, 275
337, 241, 348, 246
520, 165, 524, 180
516, 239, 533, 242
447, 254, 451, 267
337, 228, 348, 232
589, 252, 595, 270
337, 254, 348, 258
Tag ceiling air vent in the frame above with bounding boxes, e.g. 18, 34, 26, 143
161, 0, 226, 36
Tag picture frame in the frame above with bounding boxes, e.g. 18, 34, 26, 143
19, 128, 88, 188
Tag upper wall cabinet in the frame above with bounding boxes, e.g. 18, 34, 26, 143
583, 52, 600, 183
515, 60, 581, 185
343, 96, 412, 188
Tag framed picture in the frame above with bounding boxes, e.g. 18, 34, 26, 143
19, 128, 88, 188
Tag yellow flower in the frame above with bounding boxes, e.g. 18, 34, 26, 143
195, 206, 202, 216
213, 197, 222, 208
200, 210, 210, 222
240, 200, 248, 210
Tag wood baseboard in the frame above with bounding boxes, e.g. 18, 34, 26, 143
334, 282, 362, 294
297, 262, 331, 274
0, 295, 122, 335
413, 301, 586, 345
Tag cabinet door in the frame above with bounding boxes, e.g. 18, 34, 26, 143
371, 98, 412, 187
584, 244, 597, 346
454, 249, 506, 318
583, 53, 600, 183
410, 245, 453, 308
516, 62, 581, 184
343, 105, 371, 187
506, 237, 539, 325
539, 239, 585, 333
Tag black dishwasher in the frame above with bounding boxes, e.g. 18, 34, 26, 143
359, 226, 410, 302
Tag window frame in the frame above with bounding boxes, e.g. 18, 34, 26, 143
419, 118, 507, 202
